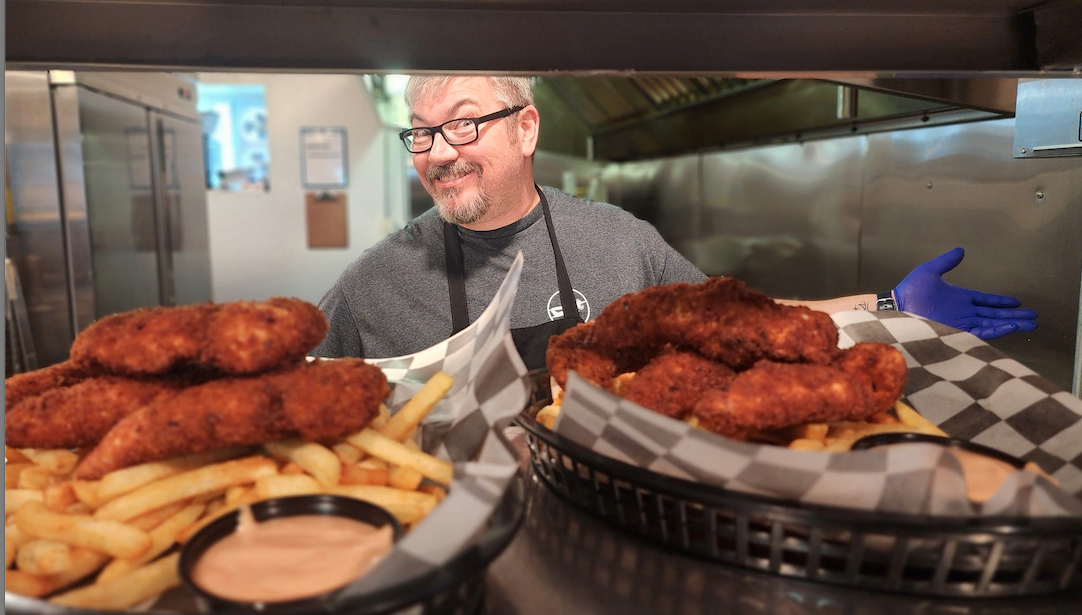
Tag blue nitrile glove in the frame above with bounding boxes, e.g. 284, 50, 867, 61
893, 247, 1038, 340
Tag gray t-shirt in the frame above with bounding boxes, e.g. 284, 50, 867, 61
313, 186, 706, 359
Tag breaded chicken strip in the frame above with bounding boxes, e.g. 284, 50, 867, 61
692, 361, 872, 440
833, 342, 908, 413
5, 361, 90, 408
619, 350, 736, 419
692, 344, 907, 440
546, 323, 609, 389
69, 297, 328, 376
5, 377, 180, 449
74, 359, 388, 480
594, 278, 840, 368
546, 278, 841, 391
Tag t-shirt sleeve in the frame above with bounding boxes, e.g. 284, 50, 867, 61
311, 284, 364, 358
659, 245, 708, 284
635, 219, 707, 285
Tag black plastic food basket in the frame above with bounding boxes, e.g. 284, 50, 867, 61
516, 374, 1082, 599
5, 454, 526, 615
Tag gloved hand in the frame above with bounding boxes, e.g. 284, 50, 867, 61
893, 247, 1038, 340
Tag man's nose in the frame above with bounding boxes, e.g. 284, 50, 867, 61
427, 132, 458, 164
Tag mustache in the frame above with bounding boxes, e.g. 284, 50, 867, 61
426, 160, 482, 184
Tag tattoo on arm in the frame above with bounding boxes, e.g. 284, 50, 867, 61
854, 301, 870, 311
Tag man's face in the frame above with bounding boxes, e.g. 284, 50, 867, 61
409, 78, 529, 227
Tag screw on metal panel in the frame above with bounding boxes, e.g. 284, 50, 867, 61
1036, 191, 1045, 199
1020, 147, 1027, 154
926, 182, 933, 189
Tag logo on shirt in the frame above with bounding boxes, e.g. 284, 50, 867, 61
547, 290, 590, 322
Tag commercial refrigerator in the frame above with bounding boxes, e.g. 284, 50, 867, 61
5, 71, 213, 370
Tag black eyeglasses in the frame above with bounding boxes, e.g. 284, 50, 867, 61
399, 106, 524, 154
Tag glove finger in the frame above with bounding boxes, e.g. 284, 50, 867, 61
956, 317, 1038, 339
971, 323, 1020, 340
1010, 319, 1038, 333
965, 289, 1023, 308
973, 306, 1038, 320
923, 247, 965, 276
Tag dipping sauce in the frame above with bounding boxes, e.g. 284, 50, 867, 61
192, 506, 394, 603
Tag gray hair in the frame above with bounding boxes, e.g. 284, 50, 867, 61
404, 76, 534, 116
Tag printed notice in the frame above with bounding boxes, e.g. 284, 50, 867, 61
300, 127, 348, 188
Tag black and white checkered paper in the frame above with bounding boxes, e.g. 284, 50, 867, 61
553, 310, 1082, 518
336, 252, 531, 603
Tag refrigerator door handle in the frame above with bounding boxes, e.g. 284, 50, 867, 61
148, 112, 177, 307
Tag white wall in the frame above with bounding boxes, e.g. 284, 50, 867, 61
198, 73, 401, 304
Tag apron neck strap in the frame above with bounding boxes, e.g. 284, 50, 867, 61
443, 185, 580, 335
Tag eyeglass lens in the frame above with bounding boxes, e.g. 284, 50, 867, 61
405, 119, 477, 152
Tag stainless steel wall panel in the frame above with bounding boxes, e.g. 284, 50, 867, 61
695, 138, 864, 300
860, 118, 1082, 392
607, 160, 671, 228
70, 87, 164, 318
157, 113, 214, 307
51, 85, 96, 333
4, 71, 76, 367
643, 155, 702, 260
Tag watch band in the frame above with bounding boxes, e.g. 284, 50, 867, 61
877, 292, 897, 311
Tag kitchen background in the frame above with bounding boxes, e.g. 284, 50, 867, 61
5, 71, 1081, 395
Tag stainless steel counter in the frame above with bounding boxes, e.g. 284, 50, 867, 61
485, 471, 1082, 615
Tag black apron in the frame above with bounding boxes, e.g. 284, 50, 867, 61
444, 185, 583, 370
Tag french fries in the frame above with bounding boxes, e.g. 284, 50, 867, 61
379, 371, 453, 442
96, 503, 205, 583
95, 447, 246, 501
346, 429, 454, 486
16, 540, 73, 575
94, 456, 278, 522
16, 502, 152, 559
3, 370, 457, 607
50, 552, 181, 610
264, 440, 340, 488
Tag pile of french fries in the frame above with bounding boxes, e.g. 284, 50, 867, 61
5, 371, 455, 610
535, 373, 947, 450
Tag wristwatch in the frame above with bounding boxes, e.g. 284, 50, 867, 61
877, 291, 897, 311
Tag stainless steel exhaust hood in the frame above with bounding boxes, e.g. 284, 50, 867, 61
530, 77, 1018, 161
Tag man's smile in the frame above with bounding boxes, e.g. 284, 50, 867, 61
432, 172, 472, 189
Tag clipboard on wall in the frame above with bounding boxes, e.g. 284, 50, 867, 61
305, 192, 348, 248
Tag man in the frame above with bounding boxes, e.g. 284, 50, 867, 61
313, 76, 1037, 369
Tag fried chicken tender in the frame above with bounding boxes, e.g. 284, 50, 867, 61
547, 278, 840, 390
74, 359, 389, 480
833, 342, 908, 413
4, 361, 90, 408
69, 297, 328, 376
546, 323, 619, 391
692, 361, 872, 440
619, 350, 736, 419
5, 377, 181, 449
691, 344, 907, 439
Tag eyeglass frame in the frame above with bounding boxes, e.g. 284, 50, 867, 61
398, 105, 525, 154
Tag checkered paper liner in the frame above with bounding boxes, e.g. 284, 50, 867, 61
552, 310, 1082, 518
335, 252, 531, 602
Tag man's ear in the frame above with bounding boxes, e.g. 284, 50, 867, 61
518, 105, 540, 157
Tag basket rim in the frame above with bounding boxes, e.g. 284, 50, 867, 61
517, 407, 1082, 537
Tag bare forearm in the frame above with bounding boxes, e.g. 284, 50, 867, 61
775, 293, 879, 314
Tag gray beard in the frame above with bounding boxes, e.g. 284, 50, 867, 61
427, 161, 489, 226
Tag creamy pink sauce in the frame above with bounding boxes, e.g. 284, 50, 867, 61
192, 506, 394, 603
